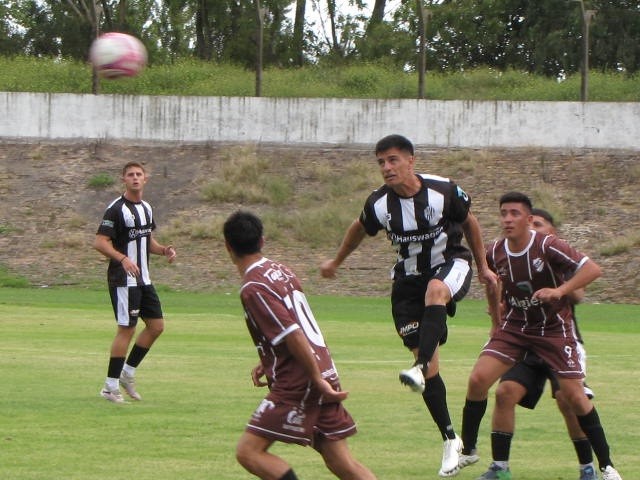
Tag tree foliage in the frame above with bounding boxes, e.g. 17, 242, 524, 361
1, 0, 640, 75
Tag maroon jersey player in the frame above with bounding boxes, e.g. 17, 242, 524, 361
223, 210, 377, 480
458, 191, 622, 480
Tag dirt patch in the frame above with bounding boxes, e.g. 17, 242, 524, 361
0, 140, 638, 304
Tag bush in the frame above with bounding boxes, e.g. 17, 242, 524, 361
1, 56, 638, 101
0, 264, 30, 287
88, 173, 116, 188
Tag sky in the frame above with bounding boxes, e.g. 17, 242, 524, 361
301, 0, 403, 40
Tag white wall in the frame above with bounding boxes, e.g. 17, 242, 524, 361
1, 91, 638, 149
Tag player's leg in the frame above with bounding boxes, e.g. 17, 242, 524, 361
470, 379, 527, 478
393, 276, 428, 393
316, 438, 377, 480
478, 358, 546, 475
418, 258, 472, 373
392, 273, 463, 476
554, 388, 597, 480
101, 286, 138, 403
557, 378, 623, 479
120, 285, 165, 400
493, 380, 525, 430
314, 402, 377, 479
131, 285, 165, 351
490, 380, 525, 465
460, 369, 529, 478
543, 335, 622, 479
236, 431, 294, 480
576, 341, 595, 399
460, 354, 512, 470
422, 261, 472, 476
423, 280, 461, 476
555, 341, 598, 479
420, 348, 463, 477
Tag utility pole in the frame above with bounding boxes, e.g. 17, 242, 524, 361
573, 0, 596, 101
417, 4, 431, 99
255, 1, 267, 97
581, 8, 597, 101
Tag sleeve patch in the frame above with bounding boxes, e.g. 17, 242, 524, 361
456, 186, 469, 202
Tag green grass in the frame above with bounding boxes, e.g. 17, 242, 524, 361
0, 287, 638, 479
1, 56, 639, 101
87, 172, 116, 188
0, 264, 30, 287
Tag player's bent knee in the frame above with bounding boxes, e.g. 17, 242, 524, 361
236, 443, 259, 471
425, 279, 450, 304
467, 370, 492, 396
495, 382, 524, 406
145, 319, 164, 337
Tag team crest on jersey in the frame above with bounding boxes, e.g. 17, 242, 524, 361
532, 257, 545, 272
424, 205, 436, 223
283, 407, 306, 433
123, 209, 136, 227
456, 186, 469, 202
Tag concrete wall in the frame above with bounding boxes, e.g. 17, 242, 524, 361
1, 91, 638, 149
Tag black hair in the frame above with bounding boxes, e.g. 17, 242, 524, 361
499, 191, 533, 212
223, 210, 263, 256
375, 134, 414, 155
531, 207, 555, 226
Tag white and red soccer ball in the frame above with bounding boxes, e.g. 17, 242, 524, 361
89, 32, 147, 79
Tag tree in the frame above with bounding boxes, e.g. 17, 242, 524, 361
292, 0, 307, 65
0, 1, 27, 55
590, 1, 640, 73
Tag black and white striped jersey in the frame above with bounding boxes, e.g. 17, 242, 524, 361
359, 174, 473, 278
97, 196, 156, 287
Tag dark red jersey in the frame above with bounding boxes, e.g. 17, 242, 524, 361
240, 257, 340, 402
486, 231, 589, 337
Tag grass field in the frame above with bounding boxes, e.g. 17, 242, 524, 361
1, 287, 638, 480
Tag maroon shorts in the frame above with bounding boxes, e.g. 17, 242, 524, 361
481, 328, 585, 379
246, 395, 357, 449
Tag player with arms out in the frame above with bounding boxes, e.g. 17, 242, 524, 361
224, 210, 377, 480
321, 134, 497, 477
95, 161, 176, 403
458, 191, 623, 480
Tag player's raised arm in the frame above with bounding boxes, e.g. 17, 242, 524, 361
320, 218, 366, 278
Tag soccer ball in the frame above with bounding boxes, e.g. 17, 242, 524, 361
89, 32, 147, 79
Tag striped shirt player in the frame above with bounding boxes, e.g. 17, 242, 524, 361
321, 134, 497, 477
360, 173, 477, 356
98, 196, 156, 289
95, 161, 175, 404
360, 173, 473, 278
